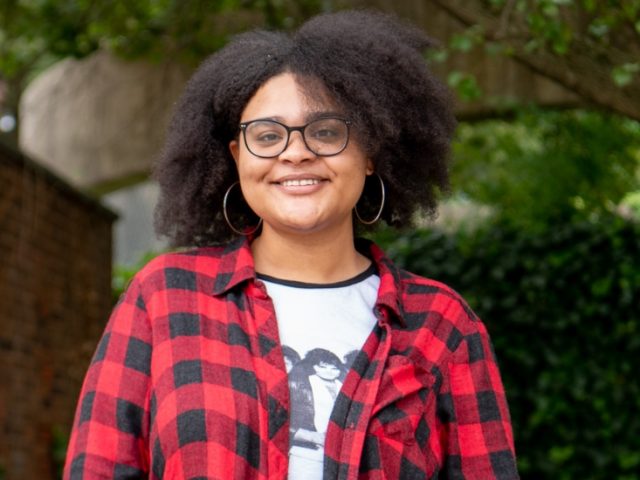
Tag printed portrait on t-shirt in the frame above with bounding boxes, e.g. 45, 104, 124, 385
288, 348, 344, 450
282, 345, 302, 373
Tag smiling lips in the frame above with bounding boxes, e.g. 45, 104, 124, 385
279, 178, 322, 187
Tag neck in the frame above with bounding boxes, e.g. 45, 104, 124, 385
251, 224, 370, 284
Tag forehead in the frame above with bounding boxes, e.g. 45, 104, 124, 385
240, 72, 338, 122
317, 361, 338, 367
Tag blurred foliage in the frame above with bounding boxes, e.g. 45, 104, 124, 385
51, 425, 68, 480
622, 190, 640, 217
429, 1, 640, 119
371, 217, 640, 479
510, 0, 640, 63
450, 109, 640, 232
112, 250, 164, 302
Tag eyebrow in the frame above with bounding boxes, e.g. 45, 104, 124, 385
306, 110, 345, 122
243, 111, 345, 125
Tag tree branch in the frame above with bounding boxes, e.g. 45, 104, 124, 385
497, 0, 517, 39
429, 0, 640, 121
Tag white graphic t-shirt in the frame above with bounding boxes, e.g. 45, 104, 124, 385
259, 266, 379, 480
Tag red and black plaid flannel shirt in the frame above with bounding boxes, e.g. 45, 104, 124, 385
64, 236, 518, 479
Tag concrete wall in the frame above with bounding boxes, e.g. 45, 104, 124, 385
19, 51, 191, 190
103, 180, 167, 266
0, 142, 116, 479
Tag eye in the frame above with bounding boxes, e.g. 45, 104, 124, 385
256, 131, 284, 143
247, 121, 286, 145
307, 119, 346, 144
313, 128, 339, 139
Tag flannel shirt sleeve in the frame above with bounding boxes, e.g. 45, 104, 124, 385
64, 274, 152, 479
438, 308, 519, 479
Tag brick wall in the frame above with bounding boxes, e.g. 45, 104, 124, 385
0, 142, 116, 479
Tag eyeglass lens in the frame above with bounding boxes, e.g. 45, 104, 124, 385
243, 118, 348, 157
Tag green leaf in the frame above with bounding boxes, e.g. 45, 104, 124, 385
450, 33, 474, 53
425, 47, 448, 64
612, 63, 640, 87
588, 21, 609, 38
447, 71, 483, 101
484, 41, 506, 56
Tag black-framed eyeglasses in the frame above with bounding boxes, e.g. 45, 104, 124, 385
239, 117, 351, 158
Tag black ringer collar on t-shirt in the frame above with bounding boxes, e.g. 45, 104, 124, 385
256, 264, 377, 289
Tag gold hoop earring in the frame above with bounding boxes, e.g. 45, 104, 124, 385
223, 181, 262, 235
355, 173, 385, 225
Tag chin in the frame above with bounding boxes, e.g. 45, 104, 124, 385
279, 221, 325, 235
267, 211, 320, 229
264, 211, 351, 236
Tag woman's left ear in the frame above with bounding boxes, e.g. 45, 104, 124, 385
366, 160, 374, 175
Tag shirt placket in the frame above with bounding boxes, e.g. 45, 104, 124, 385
246, 280, 291, 480
324, 304, 394, 480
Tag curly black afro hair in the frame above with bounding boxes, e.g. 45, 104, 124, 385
153, 9, 456, 247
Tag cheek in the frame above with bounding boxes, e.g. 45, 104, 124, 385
345, 166, 369, 198
235, 159, 271, 214
236, 155, 268, 182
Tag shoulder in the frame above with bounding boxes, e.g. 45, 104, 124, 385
137, 246, 228, 279
395, 269, 494, 364
401, 270, 476, 315
396, 267, 482, 337
129, 246, 233, 295
365, 239, 477, 327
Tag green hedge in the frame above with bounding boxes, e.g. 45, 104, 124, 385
371, 218, 640, 479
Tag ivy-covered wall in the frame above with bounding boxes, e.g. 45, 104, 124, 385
372, 218, 640, 479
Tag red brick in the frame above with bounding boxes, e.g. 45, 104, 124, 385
0, 144, 116, 478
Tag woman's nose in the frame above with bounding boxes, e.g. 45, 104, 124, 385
279, 130, 314, 163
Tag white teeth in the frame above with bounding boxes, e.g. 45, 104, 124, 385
280, 179, 320, 187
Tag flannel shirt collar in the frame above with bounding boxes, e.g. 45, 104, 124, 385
209, 235, 259, 295
210, 235, 406, 326
356, 237, 406, 327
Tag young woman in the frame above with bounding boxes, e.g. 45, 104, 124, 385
65, 10, 518, 479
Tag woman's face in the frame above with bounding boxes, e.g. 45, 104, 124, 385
229, 72, 373, 237
313, 361, 341, 381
